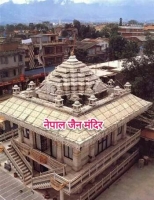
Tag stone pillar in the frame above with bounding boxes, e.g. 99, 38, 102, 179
77, 187, 83, 193
2, 122, 5, 132
18, 126, 23, 143
31, 131, 36, 148
89, 143, 96, 162
112, 129, 118, 146
72, 148, 82, 171
10, 121, 13, 129
57, 141, 63, 162
60, 190, 64, 200
122, 124, 127, 139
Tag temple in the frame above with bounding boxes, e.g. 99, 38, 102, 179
0, 54, 152, 200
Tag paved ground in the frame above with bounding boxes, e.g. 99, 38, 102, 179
0, 163, 45, 200
96, 161, 154, 200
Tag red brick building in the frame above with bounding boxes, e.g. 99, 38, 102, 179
118, 26, 144, 38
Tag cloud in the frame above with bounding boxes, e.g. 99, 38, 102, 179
0, 0, 154, 5
70, 0, 123, 3
70, 0, 154, 4
0, 0, 9, 4
0, 0, 45, 5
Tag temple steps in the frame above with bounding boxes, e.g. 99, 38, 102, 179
5, 146, 32, 185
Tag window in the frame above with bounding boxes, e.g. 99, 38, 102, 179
56, 46, 62, 53
50, 140, 57, 158
40, 135, 47, 151
14, 56, 16, 62
1, 71, 8, 78
1, 57, 8, 64
19, 55, 23, 62
23, 128, 30, 139
13, 123, 18, 129
13, 69, 16, 76
96, 137, 107, 155
118, 126, 122, 135
64, 145, 73, 160
96, 133, 112, 155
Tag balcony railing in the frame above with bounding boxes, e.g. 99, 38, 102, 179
0, 128, 18, 141
79, 149, 139, 200
4, 147, 25, 181
14, 140, 66, 175
11, 139, 32, 174
31, 127, 141, 194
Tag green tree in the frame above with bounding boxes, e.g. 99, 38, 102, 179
144, 35, 154, 57
61, 30, 68, 37
119, 18, 122, 26
109, 35, 127, 60
65, 23, 73, 29
128, 20, 138, 25
109, 36, 139, 60
100, 23, 119, 38
0, 25, 5, 32
35, 23, 48, 31
73, 19, 81, 31
123, 41, 139, 59
122, 56, 154, 99
15, 23, 28, 30
74, 48, 88, 62
6, 24, 15, 32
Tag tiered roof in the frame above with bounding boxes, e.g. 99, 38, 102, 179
36, 54, 107, 103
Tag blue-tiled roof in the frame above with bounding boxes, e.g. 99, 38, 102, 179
25, 66, 55, 76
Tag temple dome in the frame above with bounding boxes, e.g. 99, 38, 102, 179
36, 55, 107, 103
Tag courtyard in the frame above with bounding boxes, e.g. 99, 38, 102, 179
96, 161, 154, 200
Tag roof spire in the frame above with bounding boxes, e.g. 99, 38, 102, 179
70, 49, 74, 56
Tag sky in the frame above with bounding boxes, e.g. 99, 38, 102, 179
0, 0, 45, 4
0, 0, 154, 5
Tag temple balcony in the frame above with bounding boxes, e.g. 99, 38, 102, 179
31, 127, 140, 194
13, 139, 66, 176
0, 128, 18, 142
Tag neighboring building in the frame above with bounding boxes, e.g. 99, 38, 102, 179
0, 55, 152, 200
0, 38, 25, 96
141, 121, 154, 157
31, 33, 65, 67
144, 25, 154, 36
94, 24, 106, 32
20, 34, 66, 70
76, 38, 109, 62
126, 36, 146, 46
118, 26, 144, 38
55, 26, 78, 59
0, 116, 18, 141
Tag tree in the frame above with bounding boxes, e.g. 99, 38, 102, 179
35, 23, 49, 31
123, 41, 139, 59
119, 18, 122, 26
61, 30, 68, 37
73, 19, 81, 31
0, 25, 5, 32
122, 56, 154, 99
143, 35, 154, 57
109, 35, 127, 60
6, 24, 15, 32
100, 23, 119, 38
65, 23, 73, 29
109, 35, 139, 60
128, 20, 138, 25
73, 19, 99, 39
74, 48, 88, 62
15, 23, 28, 30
